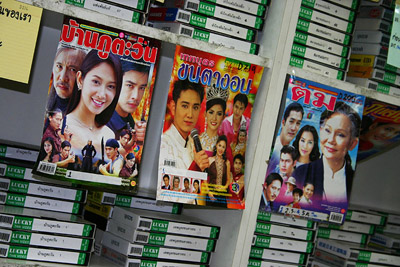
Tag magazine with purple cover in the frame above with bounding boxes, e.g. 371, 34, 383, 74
260, 75, 365, 224
32, 17, 160, 193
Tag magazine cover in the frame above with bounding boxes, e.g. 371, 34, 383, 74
157, 45, 264, 209
357, 98, 400, 162
32, 17, 160, 193
260, 75, 365, 223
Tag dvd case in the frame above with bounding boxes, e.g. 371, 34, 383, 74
261, 75, 365, 224
157, 45, 263, 209
32, 17, 161, 193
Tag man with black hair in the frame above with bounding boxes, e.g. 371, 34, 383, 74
52, 141, 75, 168
275, 145, 298, 179
107, 60, 150, 140
99, 139, 123, 176
160, 79, 208, 170
278, 102, 304, 148
260, 173, 283, 212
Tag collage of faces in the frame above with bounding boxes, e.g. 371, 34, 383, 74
260, 77, 365, 219
38, 41, 156, 183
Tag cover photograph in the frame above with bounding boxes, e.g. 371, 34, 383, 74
157, 45, 264, 209
260, 75, 365, 223
357, 98, 400, 162
33, 17, 161, 192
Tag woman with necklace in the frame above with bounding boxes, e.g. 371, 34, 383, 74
205, 135, 231, 207
65, 49, 122, 165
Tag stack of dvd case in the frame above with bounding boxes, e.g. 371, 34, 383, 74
290, 0, 358, 80
99, 206, 220, 267
247, 210, 316, 267
146, 0, 269, 55
347, 0, 400, 97
65, 0, 150, 24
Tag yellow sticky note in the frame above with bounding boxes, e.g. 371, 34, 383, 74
0, 0, 42, 84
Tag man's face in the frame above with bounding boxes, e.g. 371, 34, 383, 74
281, 110, 303, 145
233, 101, 245, 120
120, 134, 130, 147
118, 70, 148, 115
184, 180, 189, 189
171, 89, 201, 139
52, 49, 83, 99
279, 153, 295, 177
163, 177, 169, 186
61, 146, 71, 159
105, 147, 118, 160
49, 113, 62, 130
266, 180, 281, 202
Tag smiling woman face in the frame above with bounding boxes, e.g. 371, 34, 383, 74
44, 141, 52, 154
77, 62, 117, 115
206, 104, 224, 132
299, 131, 314, 159
216, 139, 227, 157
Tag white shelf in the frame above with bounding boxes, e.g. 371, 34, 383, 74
16, 0, 270, 67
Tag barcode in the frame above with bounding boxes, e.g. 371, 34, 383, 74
368, 82, 378, 90
0, 232, 10, 242
375, 71, 384, 79
0, 167, 5, 177
0, 247, 7, 257
130, 246, 143, 256
382, 36, 390, 45
329, 212, 344, 223
37, 162, 56, 175
252, 235, 256, 245
138, 220, 151, 229
163, 159, 176, 167
178, 11, 190, 23
135, 234, 149, 243
0, 215, 13, 226
376, 58, 386, 67
0, 182, 9, 190
0, 193, 6, 204
349, 252, 358, 259
128, 263, 140, 267
103, 196, 115, 205
187, 1, 199, 10
180, 26, 193, 37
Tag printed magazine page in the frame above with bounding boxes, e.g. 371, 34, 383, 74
260, 75, 365, 223
32, 17, 161, 193
157, 45, 264, 209
357, 98, 400, 162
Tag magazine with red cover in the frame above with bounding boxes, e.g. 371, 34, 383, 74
357, 98, 400, 162
157, 45, 264, 209
260, 75, 365, 223
32, 17, 161, 193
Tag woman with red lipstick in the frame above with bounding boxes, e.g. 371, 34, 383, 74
292, 125, 320, 167
293, 102, 361, 205
65, 50, 122, 163
39, 137, 57, 163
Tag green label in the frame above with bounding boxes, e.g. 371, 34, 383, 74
351, 0, 358, 9
297, 18, 310, 32
115, 195, 131, 207
346, 210, 353, 220
6, 166, 26, 179
254, 235, 270, 248
249, 247, 263, 258
77, 253, 86, 265
172, 204, 180, 214
383, 72, 396, 84
200, 252, 208, 263
137, 0, 146, 10
81, 239, 90, 251
257, 4, 266, 16
75, 190, 83, 202
193, 28, 210, 41
355, 263, 369, 267
142, 246, 159, 258
306, 230, 313, 241
199, 2, 215, 16
289, 56, 305, 68
346, 22, 353, 34
344, 34, 350, 45
8, 245, 28, 259
340, 58, 347, 69
291, 44, 306, 57
379, 216, 386, 226
337, 71, 344, 80
148, 233, 166, 246
385, 64, 398, 73
10, 231, 32, 245
82, 225, 93, 237
294, 31, 308, 45
247, 258, 261, 267
317, 228, 331, 239
257, 211, 271, 221
376, 226, 384, 233
255, 222, 271, 234
12, 216, 33, 230
306, 242, 314, 253
151, 220, 169, 232
299, 254, 305, 264
369, 225, 375, 234
349, 11, 355, 22
342, 46, 349, 58
361, 234, 367, 244
299, 6, 313, 20
301, 0, 316, 8
207, 239, 215, 252
210, 227, 219, 239
190, 13, 207, 28
65, 0, 85, 8
358, 251, 372, 262
9, 180, 29, 194
6, 193, 26, 207
132, 11, 141, 23
0, 146, 6, 157
72, 203, 80, 214
140, 261, 157, 267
